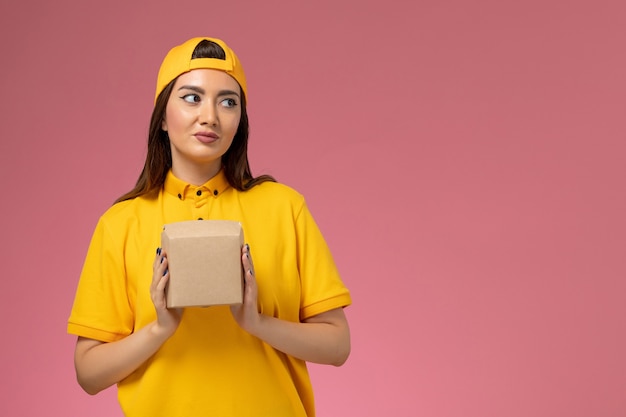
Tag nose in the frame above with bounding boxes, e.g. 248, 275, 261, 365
199, 102, 218, 126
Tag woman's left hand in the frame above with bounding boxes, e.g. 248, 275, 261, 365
229, 243, 351, 366
230, 244, 261, 332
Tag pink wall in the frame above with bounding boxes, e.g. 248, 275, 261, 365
1, 1, 624, 415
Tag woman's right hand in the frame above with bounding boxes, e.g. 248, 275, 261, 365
74, 249, 184, 395
151, 248, 183, 338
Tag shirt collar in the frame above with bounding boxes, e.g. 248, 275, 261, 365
164, 169, 230, 201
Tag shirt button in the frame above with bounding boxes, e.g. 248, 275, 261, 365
213, 190, 218, 196
197, 217, 203, 220
196, 190, 202, 196
177, 193, 182, 199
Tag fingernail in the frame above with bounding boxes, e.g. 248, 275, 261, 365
160, 257, 164, 264
245, 243, 250, 251
163, 268, 168, 276
248, 269, 253, 276
156, 247, 161, 255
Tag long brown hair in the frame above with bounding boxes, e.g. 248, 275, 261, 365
115, 40, 275, 203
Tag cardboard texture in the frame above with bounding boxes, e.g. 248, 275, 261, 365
161, 220, 244, 308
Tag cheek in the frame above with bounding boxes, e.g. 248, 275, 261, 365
162, 104, 188, 133
162, 106, 174, 132
227, 113, 242, 135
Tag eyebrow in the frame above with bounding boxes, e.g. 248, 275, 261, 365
177, 85, 240, 98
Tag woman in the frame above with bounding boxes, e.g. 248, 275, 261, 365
68, 37, 351, 417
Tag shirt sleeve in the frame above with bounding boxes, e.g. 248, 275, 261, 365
295, 200, 352, 320
67, 216, 135, 342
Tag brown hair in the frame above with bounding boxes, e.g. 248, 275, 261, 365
115, 40, 275, 203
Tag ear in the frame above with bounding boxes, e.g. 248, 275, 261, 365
161, 118, 168, 132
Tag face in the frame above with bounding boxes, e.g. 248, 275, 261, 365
162, 68, 242, 183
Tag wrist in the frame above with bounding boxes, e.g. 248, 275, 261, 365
149, 320, 176, 342
246, 313, 268, 339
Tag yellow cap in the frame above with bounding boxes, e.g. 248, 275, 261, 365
155, 37, 247, 103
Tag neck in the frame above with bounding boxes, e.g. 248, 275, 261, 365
171, 160, 222, 186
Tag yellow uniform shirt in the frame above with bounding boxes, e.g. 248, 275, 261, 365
68, 170, 351, 417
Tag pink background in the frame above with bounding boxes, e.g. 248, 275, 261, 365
1, 0, 625, 415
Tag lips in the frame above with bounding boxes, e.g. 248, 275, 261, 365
194, 132, 219, 144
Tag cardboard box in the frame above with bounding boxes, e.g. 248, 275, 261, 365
161, 220, 244, 308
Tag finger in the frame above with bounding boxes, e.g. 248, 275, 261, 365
154, 249, 168, 274
150, 248, 168, 310
153, 263, 170, 309
156, 265, 169, 292
242, 243, 255, 274
153, 247, 161, 269
243, 267, 257, 303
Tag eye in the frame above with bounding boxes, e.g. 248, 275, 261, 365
181, 94, 201, 103
221, 98, 238, 108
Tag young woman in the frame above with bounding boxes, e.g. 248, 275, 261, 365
68, 37, 351, 417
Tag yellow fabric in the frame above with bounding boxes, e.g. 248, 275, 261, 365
68, 170, 351, 417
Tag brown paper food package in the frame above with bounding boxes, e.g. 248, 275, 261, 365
161, 220, 244, 308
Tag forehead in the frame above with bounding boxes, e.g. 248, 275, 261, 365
173, 68, 241, 95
